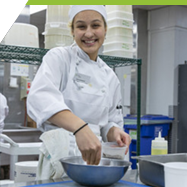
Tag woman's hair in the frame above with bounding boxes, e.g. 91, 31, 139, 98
68, 15, 107, 35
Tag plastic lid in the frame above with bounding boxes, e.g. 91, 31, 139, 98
102, 142, 126, 149
124, 114, 173, 120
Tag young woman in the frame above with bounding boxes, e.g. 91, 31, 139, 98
27, 5, 131, 165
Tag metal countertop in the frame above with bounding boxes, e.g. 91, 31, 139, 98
1, 170, 149, 187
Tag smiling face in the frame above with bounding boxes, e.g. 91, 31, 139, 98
72, 10, 107, 61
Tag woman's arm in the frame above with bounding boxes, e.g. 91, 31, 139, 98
48, 110, 102, 165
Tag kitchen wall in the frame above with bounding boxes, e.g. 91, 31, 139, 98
146, 5, 187, 115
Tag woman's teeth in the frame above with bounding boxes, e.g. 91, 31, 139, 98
85, 40, 95, 43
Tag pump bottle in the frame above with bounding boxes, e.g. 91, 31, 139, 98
151, 131, 168, 155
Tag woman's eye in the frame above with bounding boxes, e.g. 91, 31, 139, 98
93, 24, 100, 28
77, 25, 85, 29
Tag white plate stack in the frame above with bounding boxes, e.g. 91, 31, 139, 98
0, 0, 6, 44
43, 5, 73, 49
103, 5, 134, 58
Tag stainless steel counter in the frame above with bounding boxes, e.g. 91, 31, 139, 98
1, 124, 42, 166
0, 170, 148, 187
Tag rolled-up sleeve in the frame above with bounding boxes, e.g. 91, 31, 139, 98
101, 70, 123, 142
27, 47, 71, 128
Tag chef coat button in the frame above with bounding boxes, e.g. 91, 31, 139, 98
76, 62, 79, 65
101, 90, 105, 93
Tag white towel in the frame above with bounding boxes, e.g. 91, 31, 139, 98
36, 128, 69, 180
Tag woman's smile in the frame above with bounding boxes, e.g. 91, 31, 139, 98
82, 39, 98, 46
72, 10, 107, 61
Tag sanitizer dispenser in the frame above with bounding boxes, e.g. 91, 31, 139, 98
151, 131, 168, 155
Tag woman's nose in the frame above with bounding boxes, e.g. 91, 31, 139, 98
84, 27, 94, 37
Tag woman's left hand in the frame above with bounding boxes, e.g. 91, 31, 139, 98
107, 126, 131, 154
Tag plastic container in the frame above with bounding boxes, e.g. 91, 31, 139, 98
102, 142, 126, 160
46, 5, 70, 23
164, 162, 187, 187
106, 5, 132, 13
43, 27, 71, 36
43, 22, 70, 35
1, 23, 39, 48
105, 35, 133, 44
107, 17, 133, 29
14, 161, 38, 182
151, 131, 168, 155
44, 34, 73, 49
103, 41, 133, 51
107, 11, 133, 21
103, 49, 133, 58
107, 27, 133, 37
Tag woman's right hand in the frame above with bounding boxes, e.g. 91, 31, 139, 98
75, 125, 101, 165
48, 110, 101, 165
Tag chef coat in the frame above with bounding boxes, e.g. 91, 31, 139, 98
27, 43, 123, 142
0, 93, 9, 134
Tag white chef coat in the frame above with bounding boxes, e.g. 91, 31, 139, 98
0, 93, 9, 134
27, 43, 123, 142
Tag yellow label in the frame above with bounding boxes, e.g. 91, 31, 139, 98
151, 149, 167, 155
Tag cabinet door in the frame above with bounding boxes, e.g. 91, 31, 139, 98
178, 64, 187, 152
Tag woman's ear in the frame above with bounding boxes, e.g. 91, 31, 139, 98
104, 27, 107, 36
71, 30, 75, 38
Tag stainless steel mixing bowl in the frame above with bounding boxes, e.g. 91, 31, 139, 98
60, 156, 131, 186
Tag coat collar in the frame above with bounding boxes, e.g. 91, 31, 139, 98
72, 43, 100, 63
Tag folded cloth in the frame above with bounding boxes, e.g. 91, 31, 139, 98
37, 128, 69, 180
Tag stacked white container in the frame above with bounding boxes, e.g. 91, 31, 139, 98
0, 0, 6, 44
103, 5, 134, 58
1, 23, 39, 48
43, 5, 73, 49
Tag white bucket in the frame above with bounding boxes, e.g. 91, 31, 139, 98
107, 17, 134, 29
164, 162, 187, 187
106, 5, 132, 13
1, 23, 39, 48
46, 5, 70, 23
103, 49, 133, 58
14, 161, 38, 182
103, 41, 133, 51
44, 34, 73, 49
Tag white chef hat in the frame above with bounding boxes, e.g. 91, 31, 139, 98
68, 5, 107, 23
